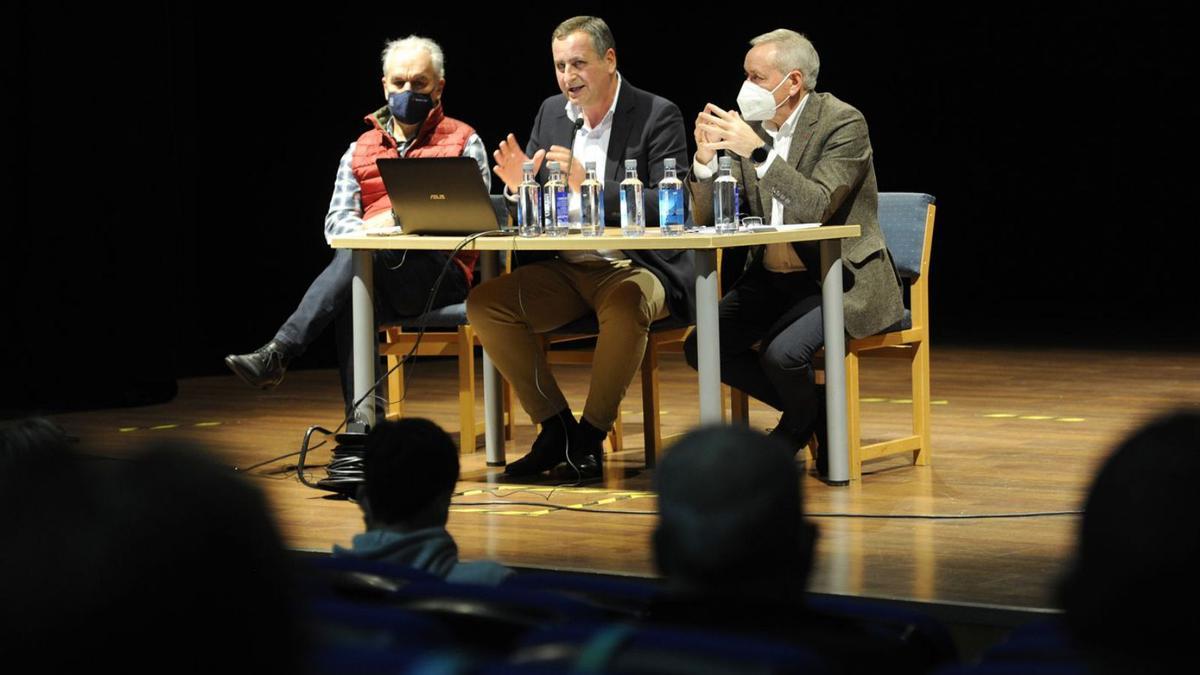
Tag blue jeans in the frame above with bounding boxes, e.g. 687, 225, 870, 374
274, 248, 467, 411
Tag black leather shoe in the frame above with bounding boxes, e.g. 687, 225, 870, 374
812, 435, 829, 479
560, 449, 603, 481
505, 410, 578, 477
809, 397, 845, 485
768, 413, 811, 460
224, 341, 292, 390
552, 418, 605, 481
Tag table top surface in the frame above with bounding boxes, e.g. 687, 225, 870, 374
330, 224, 861, 250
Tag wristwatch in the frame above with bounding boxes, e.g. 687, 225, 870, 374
750, 143, 769, 164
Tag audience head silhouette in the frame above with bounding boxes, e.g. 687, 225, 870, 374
654, 424, 816, 599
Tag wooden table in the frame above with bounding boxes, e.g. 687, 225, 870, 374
331, 224, 862, 484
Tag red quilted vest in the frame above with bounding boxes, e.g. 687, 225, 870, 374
352, 104, 480, 284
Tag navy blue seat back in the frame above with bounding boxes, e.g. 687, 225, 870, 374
878, 192, 935, 280
303, 555, 443, 602
389, 580, 608, 654
515, 621, 830, 674
806, 594, 958, 667
503, 571, 660, 617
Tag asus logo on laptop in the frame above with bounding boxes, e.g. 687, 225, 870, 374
429, 194, 447, 200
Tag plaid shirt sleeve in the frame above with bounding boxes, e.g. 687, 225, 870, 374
463, 133, 492, 192
324, 143, 363, 244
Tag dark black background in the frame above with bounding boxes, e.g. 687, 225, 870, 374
3, 2, 1194, 412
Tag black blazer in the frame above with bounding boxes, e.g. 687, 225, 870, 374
516, 78, 695, 322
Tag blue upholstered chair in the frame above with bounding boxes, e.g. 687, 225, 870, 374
732, 192, 937, 480
502, 570, 660, 618
509, 621, 830, 674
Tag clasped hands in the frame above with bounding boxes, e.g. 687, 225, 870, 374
694, 103, 764, 166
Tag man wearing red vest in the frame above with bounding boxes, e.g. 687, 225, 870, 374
225, 36, 490, 414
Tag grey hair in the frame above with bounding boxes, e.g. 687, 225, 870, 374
750, 29, 819, 91
553, 16, 616, 58
381, 35, 445, 78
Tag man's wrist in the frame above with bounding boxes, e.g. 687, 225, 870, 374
750, 141, 769, 164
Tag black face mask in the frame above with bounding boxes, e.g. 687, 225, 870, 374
387, 90, 434, 125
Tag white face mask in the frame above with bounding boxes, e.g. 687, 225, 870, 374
736, 75, 792, 121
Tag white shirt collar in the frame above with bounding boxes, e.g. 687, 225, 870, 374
565, 72, 622, 132
764, 91, 809, 137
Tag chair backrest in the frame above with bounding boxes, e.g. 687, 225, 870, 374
515, 621, 829, 674
878, 193, 936, 280
304, 555, 443, 600
490, 195, 511, 229
503, 571, 659, 617
806, 593, 958, 667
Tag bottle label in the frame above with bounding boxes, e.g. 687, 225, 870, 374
660, 188, 684, 226
555, 189, 570, 224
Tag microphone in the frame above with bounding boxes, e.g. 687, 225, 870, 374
564, 116, 585, 188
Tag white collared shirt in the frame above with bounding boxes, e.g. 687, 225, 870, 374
561, 73, 627, 263
694, 93, 810, 272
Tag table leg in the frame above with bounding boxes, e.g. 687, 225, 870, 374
351, 249, 376, 428
695, 249, 722, 424
481, 251, 506, 466
820, 240, 850, 486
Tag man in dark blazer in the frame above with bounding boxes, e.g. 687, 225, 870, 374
467, 16, 690, 480
685, 29, 904, 477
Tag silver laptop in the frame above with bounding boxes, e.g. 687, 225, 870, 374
376, 157, 504, 235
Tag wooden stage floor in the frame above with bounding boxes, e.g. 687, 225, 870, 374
46, 345, 1200, 613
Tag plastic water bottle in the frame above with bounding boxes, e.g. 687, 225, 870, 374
658, 157, 684, 236
517, 161, 542, 238
619, 159, 645, 237
580, 161, 604, 237
714, 155, 738, 234
544, 161, 570, 237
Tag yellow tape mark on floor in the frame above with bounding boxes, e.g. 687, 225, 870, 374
194, 422, 222, 428
150, 424, 178, 431
119, 427, 139, 433
447, 486, 659, 517
932, 400, 949, 405
451, 507, 554, 517
982, 412, 1086, 423
859, 397, 887, 403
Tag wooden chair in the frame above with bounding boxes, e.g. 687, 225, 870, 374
378, 196, 515, 453
540, 250, 735, 467
540, 319, 691, 467
379, 304, 515, 452
732, 193, 937, 479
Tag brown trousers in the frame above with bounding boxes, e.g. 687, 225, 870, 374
466, 258, 668, 430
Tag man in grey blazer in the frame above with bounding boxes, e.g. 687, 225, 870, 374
684, 29, 903, 476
